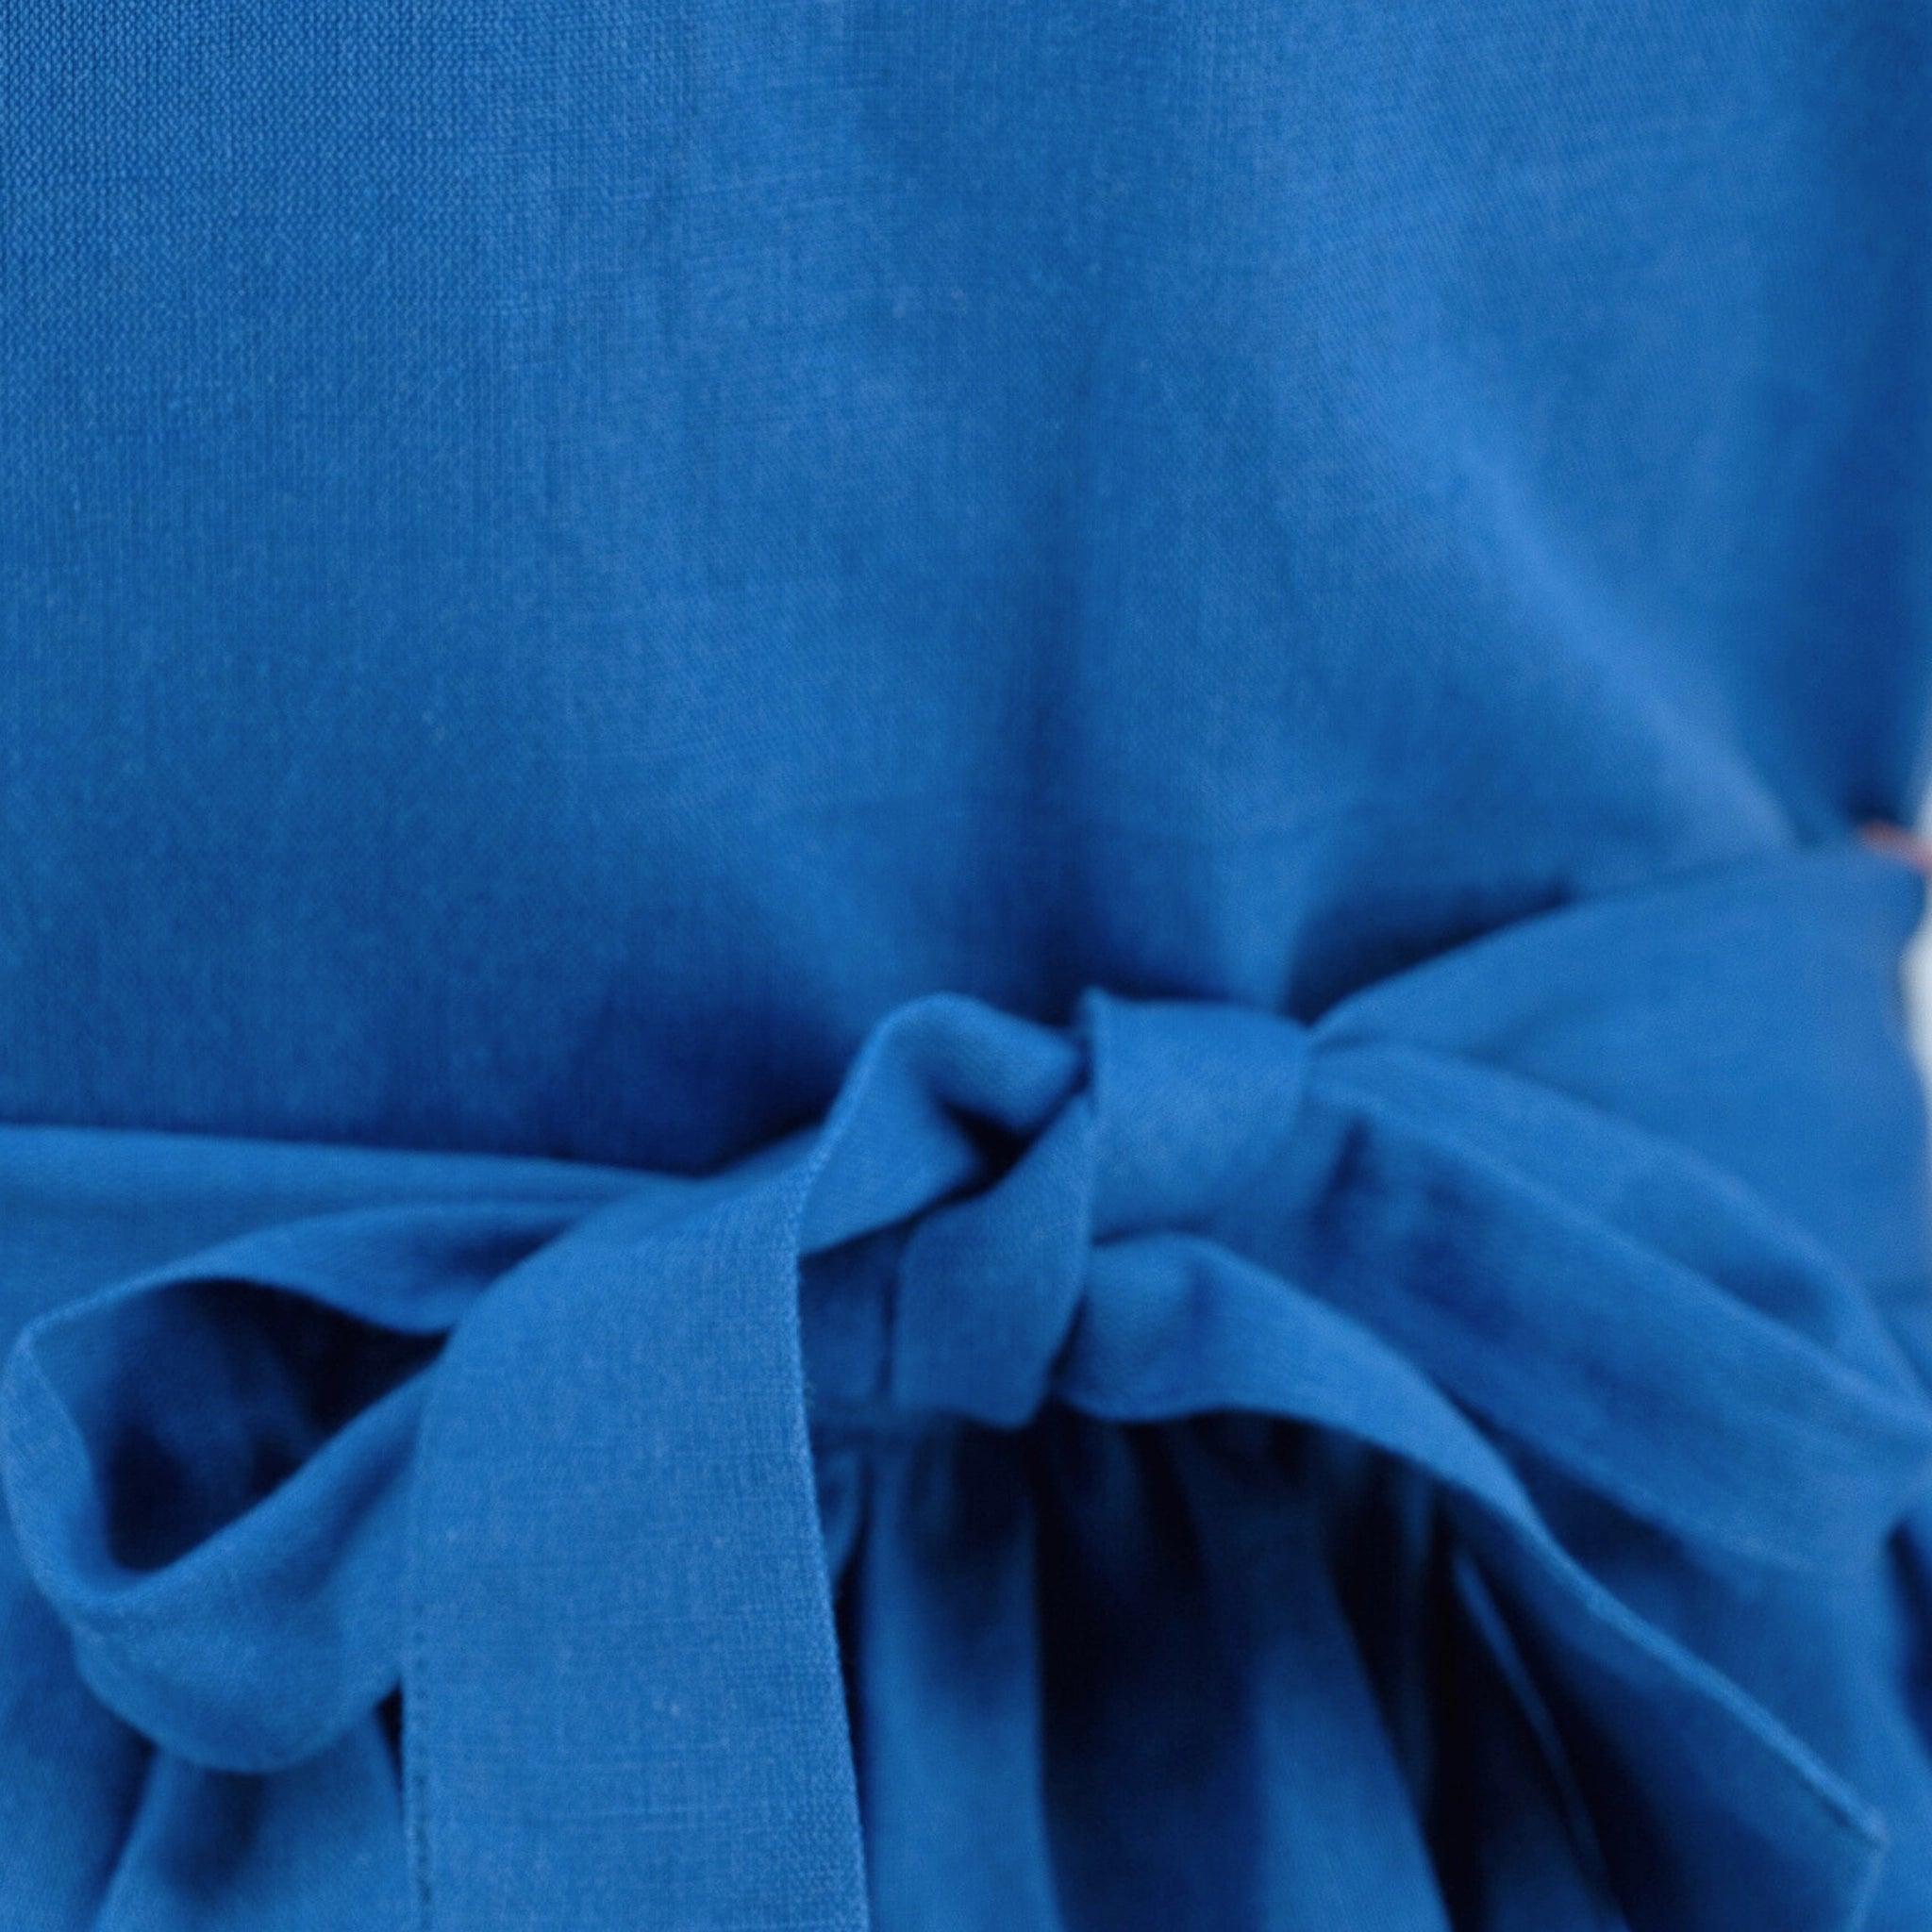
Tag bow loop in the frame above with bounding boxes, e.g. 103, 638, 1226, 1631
1275, 1040, 1932, 1569
0, 1201, 575, 1772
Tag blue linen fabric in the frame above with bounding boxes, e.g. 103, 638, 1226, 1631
3, 3, 1932, 1929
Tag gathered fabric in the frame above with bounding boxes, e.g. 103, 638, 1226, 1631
6, 844, 1931, 1929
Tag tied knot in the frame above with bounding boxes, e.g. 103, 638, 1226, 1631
861, 994, 1312, 1427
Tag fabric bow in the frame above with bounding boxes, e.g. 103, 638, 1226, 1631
6, 848, 1930, 1931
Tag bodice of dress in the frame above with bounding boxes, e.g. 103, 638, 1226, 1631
3, 4, 1929, 1171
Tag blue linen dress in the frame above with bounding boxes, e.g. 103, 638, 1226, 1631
3, 4, 1931, 1927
